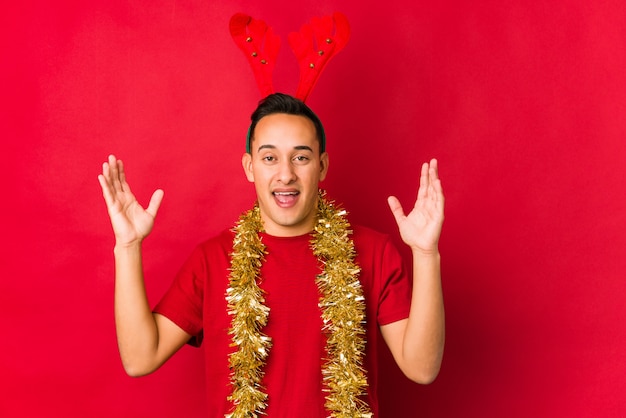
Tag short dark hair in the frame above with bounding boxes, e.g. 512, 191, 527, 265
247, 93, 326, 153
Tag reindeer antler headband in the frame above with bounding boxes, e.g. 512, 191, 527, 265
229, 12, 350, 152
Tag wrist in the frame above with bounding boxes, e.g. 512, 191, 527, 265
114, 240, 143, 253
411, 247, 440, 259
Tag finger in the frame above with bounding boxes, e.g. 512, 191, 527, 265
117, 158, 128, 190
97, 172, 115, 208
100, 161, 111, 190
434, 180, 444, 210
101, 158, 111, 180
387, 196, 406, 225
429, 158, 439, 178
429, 159, 444, 205
416, 162, 430, 206
108, 155, 124, 194
429, 159, 440, 188
146, 189, 164, 218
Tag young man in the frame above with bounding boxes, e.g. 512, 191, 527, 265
98, 93, 445, 417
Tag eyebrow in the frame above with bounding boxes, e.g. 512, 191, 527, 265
257, 144, 314, 152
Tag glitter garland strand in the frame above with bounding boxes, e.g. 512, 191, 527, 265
313, 193, 372, 417
225, 191, 371, 417
225, 205, 271, 417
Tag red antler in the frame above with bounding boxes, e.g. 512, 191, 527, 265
288, 12, 350, 101
229, 13, 281, 97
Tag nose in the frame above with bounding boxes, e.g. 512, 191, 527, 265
276, 159, 297, 184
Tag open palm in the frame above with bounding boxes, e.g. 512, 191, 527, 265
98, 155, 164, 246
388, 159, 445, 254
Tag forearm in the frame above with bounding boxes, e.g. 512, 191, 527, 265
113, 243, 160, 376
402, 250, 445, 383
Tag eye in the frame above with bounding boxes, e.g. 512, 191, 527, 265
293, 155, 310, 163
262, 155, 276, 163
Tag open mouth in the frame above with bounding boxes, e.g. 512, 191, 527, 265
273, 191, 300, 207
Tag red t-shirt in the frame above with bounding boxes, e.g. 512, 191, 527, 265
154, 224, 411, 417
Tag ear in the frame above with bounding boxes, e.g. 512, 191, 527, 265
319, 152, 330, 181
241, 153, 254, 182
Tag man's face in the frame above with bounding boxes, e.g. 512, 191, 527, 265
242, 113, 329, 237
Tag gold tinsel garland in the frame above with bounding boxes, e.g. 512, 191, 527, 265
225, 191, 372, 417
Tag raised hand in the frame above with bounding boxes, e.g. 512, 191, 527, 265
387, 159, 445, 255
98, 155, 164, 247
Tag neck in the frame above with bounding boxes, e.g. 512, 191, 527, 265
260, 221, 315, 237
258, 196, 319, 237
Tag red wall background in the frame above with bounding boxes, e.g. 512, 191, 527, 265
2, 1, 625, 417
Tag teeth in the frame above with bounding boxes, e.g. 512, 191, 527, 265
274, 191, 298, 196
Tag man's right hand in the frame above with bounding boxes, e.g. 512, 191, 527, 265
98, 155, 164, 247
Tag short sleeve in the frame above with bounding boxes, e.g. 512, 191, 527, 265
377, 238, 412, 326
153, 245, 206, 344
